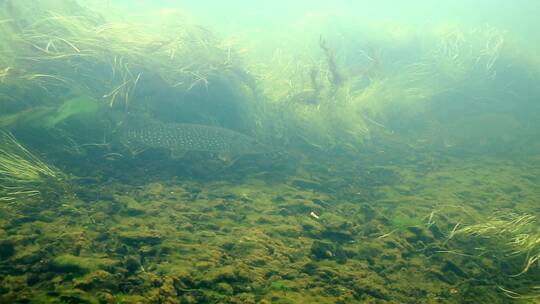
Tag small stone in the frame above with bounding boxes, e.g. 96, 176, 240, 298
49, 254, 115, 275
98, 291, 116, 304
206, 265, 237, 283
74, 270, 116, 291
118, 231, 162, 246
0, 240, 15, 259
124, 256, 141, 274
216, 282, 234, 295
310, 240, 335, 260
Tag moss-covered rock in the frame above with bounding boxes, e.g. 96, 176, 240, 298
216, 282, 234, 295
310, 240, 348, 263
49, 254, 116, 275
118, 230, 162, 246
124, 256, 142, 274
114, 195, 146, 216
319, 213, 354, 242
0, 239, 15, 259
74, 270, 117, 291
205, 265, 238, 283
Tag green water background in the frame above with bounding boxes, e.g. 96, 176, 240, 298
1, 0, 540, 303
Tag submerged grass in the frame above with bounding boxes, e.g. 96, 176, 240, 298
0, 131, 63, 203
451, 213, 540, 271
0, 0, 245, 118
0, 1, 540, 303
0, 131, 60, 182
449, 212, 540, 298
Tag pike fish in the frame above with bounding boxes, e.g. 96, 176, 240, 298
119, 122, 270, 155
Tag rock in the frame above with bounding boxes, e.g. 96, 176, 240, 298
97, 291, 116, 304
144, 183, 165, 197
216, 282, 234, 295
9, 216, 37, 227
429, 223, 445, 239
291, 178, 323, 190
300, 262, 318, 275
310, 240, 347, 264
231, 292, 256, 304
115, 244, 129, 255
57, 289, 94, 304
320, 228, 353, 243
194, 261, 214, 271
311, 240, 335, 260
278, 199, 323, 216
205, 265, 238, 284
36, 210, 56, 223
352, 279, 389, 300
74, 270, 117, 291
359, 204, 376, 220
15, 250, 44, 266
118, 231, 162, 246
405, 226, 433, 244
319, 214, 354, 243
124, 256, 141, 274
159, 276, 178, 301
301, 219, 324, 236
269, 225, 302, 238
442, 260, 467, 278
357, 244, 382, 265
49, 254, 116, 275
271, 195, 286, 203
502, 184, 521, 194
0, 240, 15, 259
221, 242, 236, 251
114, 195, 145, 216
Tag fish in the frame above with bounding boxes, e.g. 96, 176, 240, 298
118, 121, 271, 155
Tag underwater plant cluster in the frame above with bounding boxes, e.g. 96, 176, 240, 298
1, 0, 540, 303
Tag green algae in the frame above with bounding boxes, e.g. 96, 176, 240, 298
3, 154, 536, 302
0, 1, 539, 303
41, 95, 100, 128
0, 95, 100, 129
50, 254, 116, 275
391, 213, 424, 229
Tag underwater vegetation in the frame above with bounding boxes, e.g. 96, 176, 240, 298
0, 95, 100, 129
1, 0, 540, 303
0, 0, 255, 135
250, 22, 534, 154
449, 213, 540, 299
0, 131, 64, 203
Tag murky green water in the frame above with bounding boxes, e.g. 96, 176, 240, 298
1, 1, 540, 303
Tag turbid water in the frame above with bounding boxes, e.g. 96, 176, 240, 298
0, 0, 539, 303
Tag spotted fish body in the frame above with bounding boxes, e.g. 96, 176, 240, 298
120, 122, 269, 155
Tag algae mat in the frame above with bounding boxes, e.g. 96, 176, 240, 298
0, 154, 539, 303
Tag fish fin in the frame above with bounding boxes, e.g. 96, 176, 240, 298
170, 150, 187, 159
217, 152, 233, 162
131, 147, 147, 156
219, 153, 243, 168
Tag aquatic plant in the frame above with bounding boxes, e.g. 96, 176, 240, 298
0, 131, 63, 203
449, 212, 540, 298
42, 95, 101, 128
248, 42, 375, 151
432, 25, 504, 81
0, 0, 247, 115
0, 95, 101, 129
250, 19, 523, 154
319, 35, 344, 88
